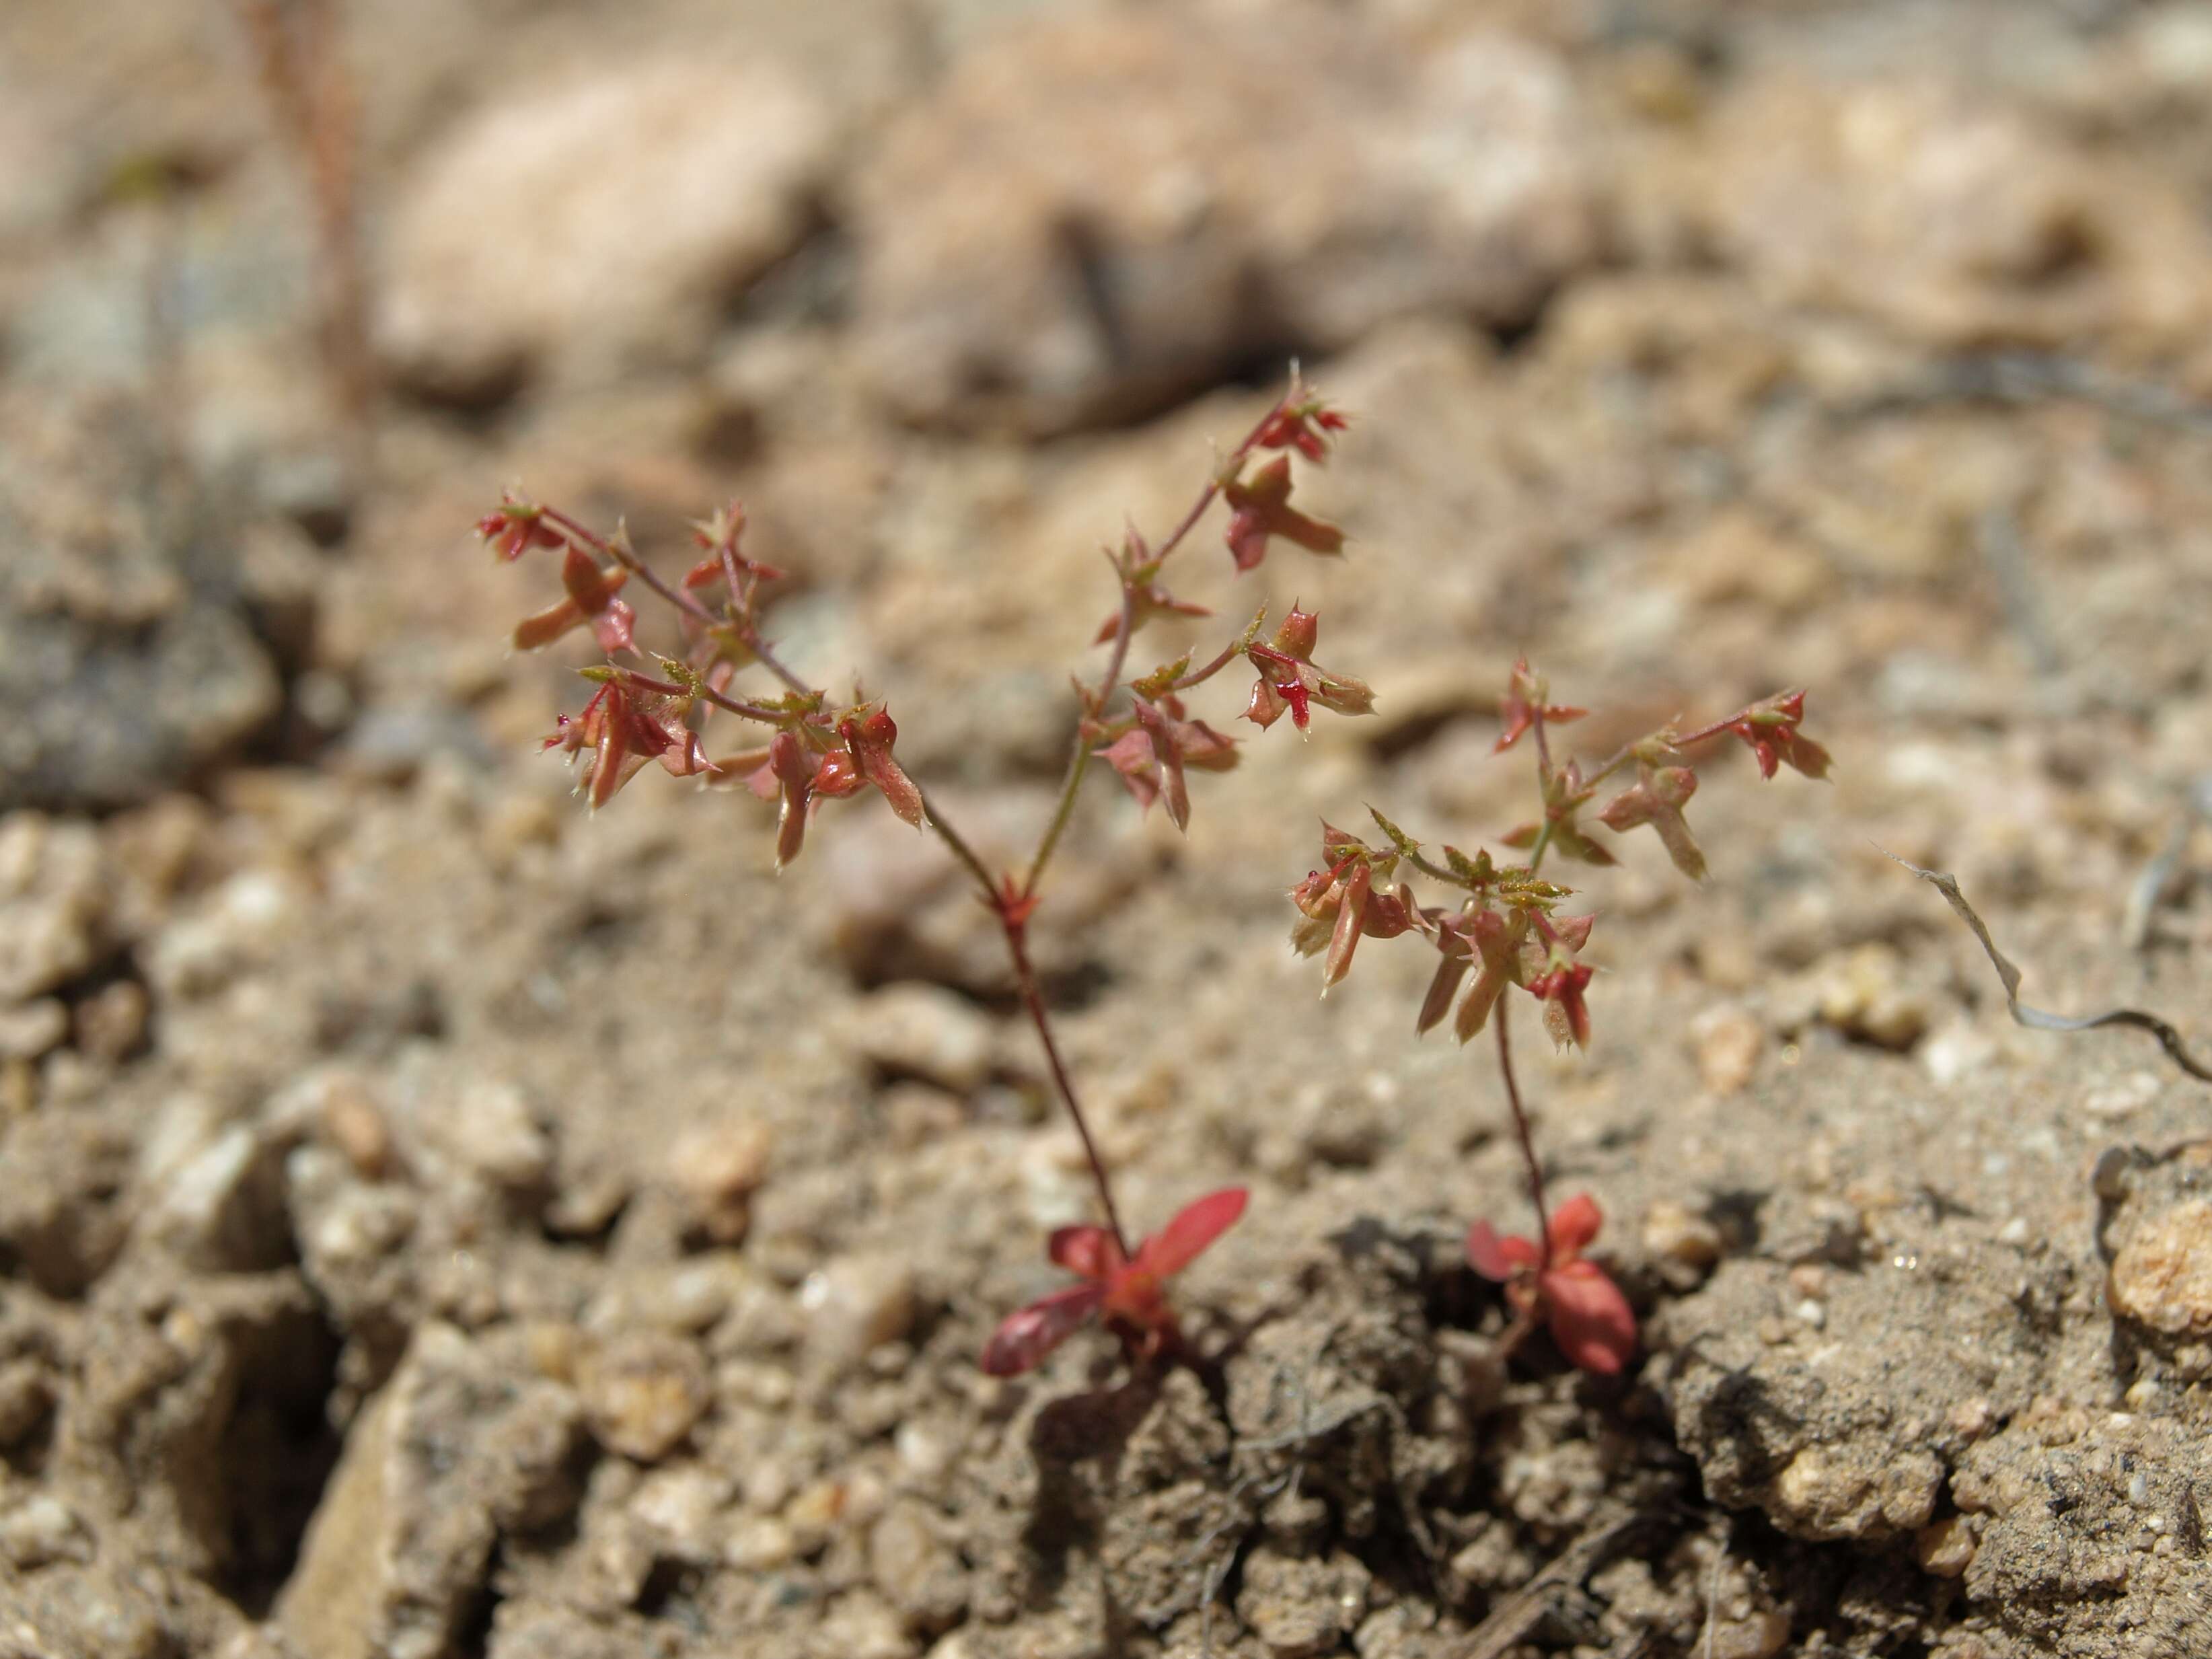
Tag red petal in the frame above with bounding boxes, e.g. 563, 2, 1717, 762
1134, 1188, 1247, 1280
1466, 1221, 1541, 1281
1322, 863, 1367, 990
1548, 1193, 1604, 1259
980, 1284, 1107, 1376
1542, 1261, 1637, 1376
589, 596, 636, 654
512, 597, 585, 651
1047, 1226, 1123, 1282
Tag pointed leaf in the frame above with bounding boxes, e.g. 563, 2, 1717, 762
1047, 1225, 1124, 1282
1541, 1261, 1637, 1376
1416, 951, 1471, 1036
1547, 1193, 1604, 1258
1466, 1221, 1539, 1282
980, 1284, 1107, 1376
1136, 1188, 1248, 1279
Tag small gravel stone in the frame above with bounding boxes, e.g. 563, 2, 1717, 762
869, 1500, 966, 1633
801, 1254, 917, 1372
854, 983, 998, 1093
1915, 1515, 1978, 1578
578, 1332, 710, 1462
2107, 1200, 2212, 1337
0, 997, 68, 1061
1810, 943, 1929, 1051
441, 1079, 552, 1192
667, 1116, 772, 1245
1644, 1200, 1725, 1284
1773, 1444, 1942, 1540
1690, 1004, 1762, 1095
0, 1492, 90, 1568
726, 1515, 797, 1571
631, 1467, 725, 1564
1707, 1610, 1793, 1659
1238, 1546, 1370, 1658
0, 1360, 54, 1446
73, 979, 148, 1064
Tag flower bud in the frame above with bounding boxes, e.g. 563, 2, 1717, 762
1272, 606, 1319, 661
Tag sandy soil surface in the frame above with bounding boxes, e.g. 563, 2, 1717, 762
3, 2, 2211, 1656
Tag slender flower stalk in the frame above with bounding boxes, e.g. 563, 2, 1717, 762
483, 372, 1358, 1373
1296, 662, 1828, 1374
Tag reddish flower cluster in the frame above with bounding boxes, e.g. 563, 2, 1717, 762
544, 672, 711, 809
1241, 606, 1374, 735
486, 377, 1364, 1384
734, 704, 925, 869
1292, 657, 1826, 1373
486, 389, 1824, 1392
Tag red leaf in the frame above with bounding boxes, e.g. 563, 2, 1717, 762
1134, 1189, 1248, 1279
980, 1284, 1107, 1376
1541, 1261, 1637, 1376
1548, 1193, 1604, 1257
1048, 1226, 1124, 1282
1466, 1220, 1542, 1282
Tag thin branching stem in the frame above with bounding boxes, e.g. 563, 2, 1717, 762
1006, 918, 1130, 1257
1022, 390, 1292, 899
1493, 998, 1555, 1268
919, 792, 998, 895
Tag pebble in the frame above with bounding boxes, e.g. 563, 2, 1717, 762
1690, 1004, 1763, 1095
1707, 1611, 1793, 1659
0, 1361, 54, 1446
817, 1591, 916, 1659
1914, 1515, 1977, 1578
441, 1079, 552, 1192
578, 1332, 710, 1462
0, 998, 68, 1061
2106, 1200, 2212, 1337
869, 1500, 966, 1632
725, 1516, 797, 1572
0, 1492, 90, 1568
801, 1255, 917, 1372
0, 816, 107, 1004
854, 983, 998, 1094
1773, 1444, 1941, 1539
322, 1082, 394, 1181
1810, 944, 1929, 1051
1644, 1200, 1725, 1282
2083, 1071, 2160, 1119
667, 1117, 772, 1245
631, 1467, 725, 1564
73, 979, 147, 1064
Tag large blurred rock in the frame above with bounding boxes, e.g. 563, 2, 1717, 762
850, 7, 1596, 433
376, 57, 840, 401
278, 1323, 583, 1659
1696, 74, 2212, 351
0, 398, 281, 814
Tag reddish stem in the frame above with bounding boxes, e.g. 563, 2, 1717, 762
1493, 996, 1555, 1269
1002, 905, 1130, 1259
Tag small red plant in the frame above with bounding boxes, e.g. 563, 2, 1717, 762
981, 1189, 1248, 1376
1300, 657, 1827, 1375
485, 377, 1356, 1377
1466, 1193, 1636, 1376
